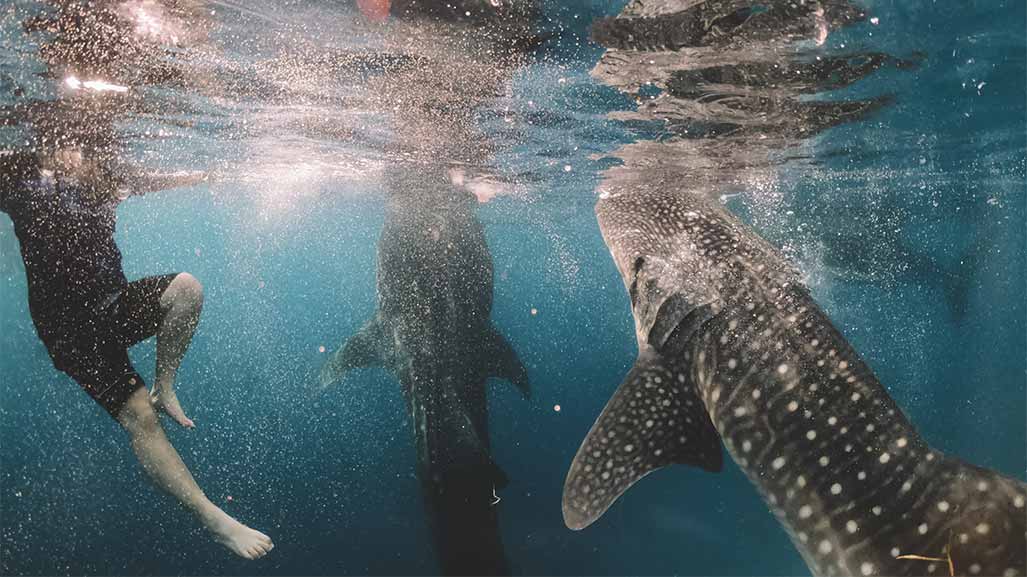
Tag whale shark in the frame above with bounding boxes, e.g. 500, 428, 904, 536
321, 165, 529, 576
564, 1, 1026, 573
561, 170, 1027, 576
321, 0, 539, 570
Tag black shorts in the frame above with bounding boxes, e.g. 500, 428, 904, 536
40, 274, 179, 418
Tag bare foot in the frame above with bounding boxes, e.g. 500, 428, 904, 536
150, 386, 195, 429
204, 507, 274, 560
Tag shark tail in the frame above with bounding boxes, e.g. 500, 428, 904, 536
561, 349, 722, 530
419, 428, 512, 576
425, 459, 512, 577
900, 456, 1027, 576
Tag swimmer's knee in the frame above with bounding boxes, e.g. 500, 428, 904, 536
173, 272, 203, 299
116, 388, 161, 436
169, 272, 204, 310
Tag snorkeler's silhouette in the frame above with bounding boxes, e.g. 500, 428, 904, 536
1, 0, 272, 560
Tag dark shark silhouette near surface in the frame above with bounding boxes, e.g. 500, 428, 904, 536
320, 166, 530, 576
319, 2, 538, 574
562, 1, 1027, 576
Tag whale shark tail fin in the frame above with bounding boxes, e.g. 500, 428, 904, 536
319, 317, 385, 390
486, 326, 531, 400
904, 456, 1027, 575
562, 349, 722, 531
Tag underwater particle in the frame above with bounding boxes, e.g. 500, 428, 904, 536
194, 247, 202, 256
226, 495, 233, 502
258, 280, 266, 289
870, 16, 880, 24
531, 308, 538, 316
563, 165, 572, 172
318, 346, 326, 353
554, 404, 561, 412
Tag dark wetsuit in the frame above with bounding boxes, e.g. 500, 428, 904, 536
0, 154, 177, 417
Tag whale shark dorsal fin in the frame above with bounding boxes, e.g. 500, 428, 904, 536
485, 326, 531, 399
562, 349, 722, 530
319, 317, 386, 390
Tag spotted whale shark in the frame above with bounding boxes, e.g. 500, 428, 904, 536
561, 173, 1026, 576
321, 1, 538, 570
321, 166, 529, 575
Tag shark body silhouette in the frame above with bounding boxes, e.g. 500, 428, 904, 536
323, 168, 528, 576
562, 175, 1026, 577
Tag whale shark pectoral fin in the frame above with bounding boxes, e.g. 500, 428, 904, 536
485, 326, 531, 400
562, 349, 722, 530
319, 317, 386, 390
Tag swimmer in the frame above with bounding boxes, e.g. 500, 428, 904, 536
0, 149, 273, 560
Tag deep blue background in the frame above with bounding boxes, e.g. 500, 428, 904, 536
1, 0, 1024, 575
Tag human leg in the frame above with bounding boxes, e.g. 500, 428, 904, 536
106, 273, 201, 428
54, 347, 274, 560
151, 272, 204, 428
116, 387, 274, 559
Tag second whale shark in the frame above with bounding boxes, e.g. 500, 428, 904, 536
321, 166, 530, 575
565, 2, 1025, 574
561, 169, 1027, 576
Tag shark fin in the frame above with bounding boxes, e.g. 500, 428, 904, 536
486, 327, 531, 399
562, 349, 722, 530
320, 317, 386, 389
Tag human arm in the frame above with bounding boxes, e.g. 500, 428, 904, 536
117, 169, 209, 199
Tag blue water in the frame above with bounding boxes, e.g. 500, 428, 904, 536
1, 1, 1024, 575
